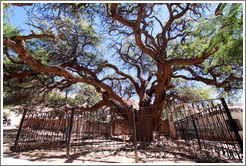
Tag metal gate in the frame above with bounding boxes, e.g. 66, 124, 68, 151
11, 110, 71, 151
170, 98, 243, 161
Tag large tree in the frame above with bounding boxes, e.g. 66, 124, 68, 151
3, 3, 243, 141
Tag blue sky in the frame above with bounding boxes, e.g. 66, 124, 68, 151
5, 3, 244, 103
9, 6, 32, 34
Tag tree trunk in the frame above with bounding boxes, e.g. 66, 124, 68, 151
134, 107, 162, 142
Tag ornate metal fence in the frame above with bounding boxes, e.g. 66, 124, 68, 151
67, 109, 135, 158
11, 98, 243, 163
12, 109, 71, 151
11, 108, 136, 159
167, 98, 243, 161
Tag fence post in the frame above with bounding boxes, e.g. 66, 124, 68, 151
168, 106, 178, 139
131, 105, 138, 163
66, 108, 75, 159
13, 108, 27, 151
220, 98, 243, 153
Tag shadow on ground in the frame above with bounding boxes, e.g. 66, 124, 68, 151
2, 127, 239, 164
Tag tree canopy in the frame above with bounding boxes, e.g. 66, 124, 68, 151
3, 2, 243, 140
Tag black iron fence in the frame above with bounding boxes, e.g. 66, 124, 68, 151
12, 110, 71, 151
168, 98, 243, 161
66, 109, 136, 160
11, 98, 243, 163
11, 108, 137, 159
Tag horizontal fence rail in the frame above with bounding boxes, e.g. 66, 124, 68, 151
11, 98, 243, 163
12, 110, 71, 151
170, 99, 243, 161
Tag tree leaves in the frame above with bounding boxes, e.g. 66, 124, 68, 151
3, 3, 243, 110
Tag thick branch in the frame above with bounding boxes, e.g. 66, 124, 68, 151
109, 3, 156, 59
11, 3, 33, 7
104, 63, 140, 91
11, 34, 57, 44
3, 70, 36, 82
109, 3, 135, 27
117, 46, 145, 83
101, 76, 127, 82
72, 100, 106, 112
173, 67, 243, 91
215, 3, 223, 16
168, 47, 219, 66
3, 37, 128, 108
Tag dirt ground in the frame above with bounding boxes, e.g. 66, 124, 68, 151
2, 126, 240, 165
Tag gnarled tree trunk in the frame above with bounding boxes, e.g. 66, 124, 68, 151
134, 107, 162, 142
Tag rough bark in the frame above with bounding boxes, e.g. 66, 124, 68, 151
4, 3, 242, 142
133, 104, 162, 142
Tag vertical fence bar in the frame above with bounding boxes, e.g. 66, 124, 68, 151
13, 108, 27, 151
191, 116, 201, 149
217, 104, 240, 159
220, 98, 243, 153
131, 105, 138, 163
66, 108, 75, 159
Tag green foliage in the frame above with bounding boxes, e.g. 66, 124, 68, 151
198, 3, 242, 65
3, 4, 21, 38
3, 15, 42, 108
3, 80, 43, 106
3, 22, 22, 38
3, 3, 14, 23
3, 3, 104, 108
25, 4, 105, 70
3, 3, 243, 110
171, 3, 242, 63
170, 78, 216, 102
217, 89, 242, 104
44, 91, 66, 106
171, 3, 243, 99
67, 84, 101, 107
